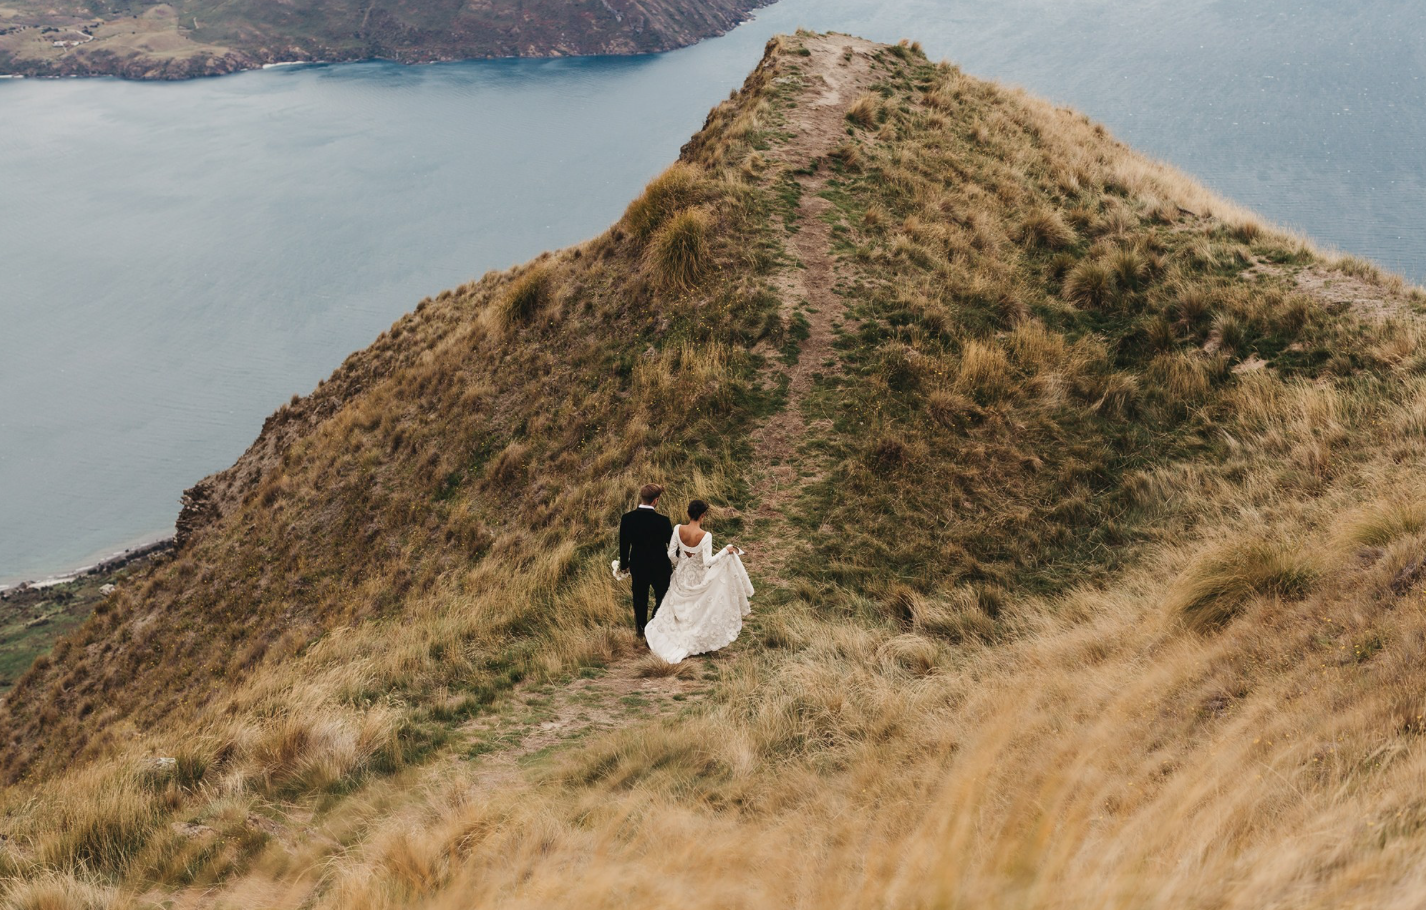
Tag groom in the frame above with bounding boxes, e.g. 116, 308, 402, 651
618, 483, 674, 638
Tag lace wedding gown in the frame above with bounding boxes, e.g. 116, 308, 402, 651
644, 526, 754, 663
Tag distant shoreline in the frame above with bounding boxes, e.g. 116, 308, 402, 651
0, 535, 174, 595
0, 0, 772, 82
1, 42, 711, 82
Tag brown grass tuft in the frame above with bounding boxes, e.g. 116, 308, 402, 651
1017, 207, 1075, 249
1, 874, 129, 910
622, 162, 706, 241
846, 93, 881, 129
648, 207, 713, 291
499, 265, 551, 324
1061, 259, 1114, 308
633, 654, 698, 679
1340, 498, 1426, 548
1168, 538, 1319, 632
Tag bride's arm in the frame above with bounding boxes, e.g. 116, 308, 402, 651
667, 527, 680, 566
701, 534, 720, 567
702, 534, 738, 567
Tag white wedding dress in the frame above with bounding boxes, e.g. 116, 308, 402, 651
644, 525, 754, 663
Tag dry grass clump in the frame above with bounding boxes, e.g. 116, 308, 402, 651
1061, 258, 1114, 308
1017, 206, 1075, 249
1167, 537, 1319, 632
244, 707, 407, 796
1340, 497, 1426, 548
954, 339, 1014, 402
498, 264, 551, 325
845, 92, 881, 129
910, 586, 998, 643
0, 874, 129, 910
622, 162, 706, 241
632, 654, 697, 678
648, 206, 713, 291
828, 141, 861, 171
34, 767, 168, 876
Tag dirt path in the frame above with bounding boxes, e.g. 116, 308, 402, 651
745, 36, 878, 582
454, 640, 711, 789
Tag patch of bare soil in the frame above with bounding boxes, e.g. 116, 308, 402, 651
1241, 258, 1424, 324
1294, 268, 1423, 323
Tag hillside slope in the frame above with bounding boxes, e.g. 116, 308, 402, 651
0, 0, 767, 79
5, 32, 1426, 910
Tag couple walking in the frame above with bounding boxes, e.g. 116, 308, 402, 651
617, 483, 754, 663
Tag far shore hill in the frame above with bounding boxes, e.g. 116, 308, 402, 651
0, 0, 770, 80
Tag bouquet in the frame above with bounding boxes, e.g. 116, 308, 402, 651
611, 559, 629, 582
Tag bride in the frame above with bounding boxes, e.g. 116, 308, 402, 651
644, 499, 754, 664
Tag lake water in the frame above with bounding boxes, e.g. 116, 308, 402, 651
2, 0, 1423, 585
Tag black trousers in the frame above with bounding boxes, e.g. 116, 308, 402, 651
631, 569, 670, 635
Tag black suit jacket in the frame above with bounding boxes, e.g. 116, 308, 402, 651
620, 507, 673, 578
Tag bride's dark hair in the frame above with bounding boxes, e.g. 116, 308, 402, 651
687, 499, 710, 521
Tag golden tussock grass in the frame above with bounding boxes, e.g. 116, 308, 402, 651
1166, 535, 1320, 632
0, 874, 130, 910
845, 92, 881, 130
498, 265, 551, 326
648, 206, 713, 291
621, 162, 707, 241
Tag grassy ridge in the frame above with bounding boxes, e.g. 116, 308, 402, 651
4, 33, 1426, 909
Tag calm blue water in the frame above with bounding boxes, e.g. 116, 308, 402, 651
2, 0, 1423, 585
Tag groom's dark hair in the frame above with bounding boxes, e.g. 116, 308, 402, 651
639, 483, 664, 504
687, 500, 709, 521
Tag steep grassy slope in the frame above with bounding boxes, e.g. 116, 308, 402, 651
0, 0, 766, 79
5, 32, 1426, 910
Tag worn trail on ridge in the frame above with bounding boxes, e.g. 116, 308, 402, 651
746, 35, 877, 583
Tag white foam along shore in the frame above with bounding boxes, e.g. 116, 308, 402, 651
0, 535, 173, 593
